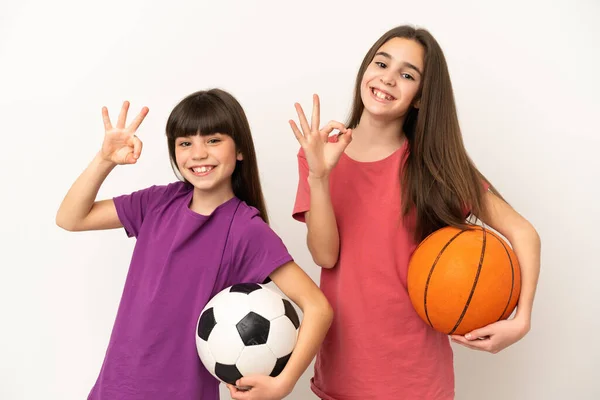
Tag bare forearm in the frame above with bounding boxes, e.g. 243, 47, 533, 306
56, 153, 116, 230
306, 175, 339, 268
278, 296, 333, 390
510, 223, 541, 324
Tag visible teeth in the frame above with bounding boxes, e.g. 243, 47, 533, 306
193, 166, 212, 173
373, 88, 394, 101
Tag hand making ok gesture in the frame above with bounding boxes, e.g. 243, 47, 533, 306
289, 94, 352, 179
100, 101, 149, 165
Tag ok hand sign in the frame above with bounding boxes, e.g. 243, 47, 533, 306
100, 101, 149, 165
289, 94, 352, 179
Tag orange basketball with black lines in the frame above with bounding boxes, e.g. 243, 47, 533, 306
407, 226, 521, 335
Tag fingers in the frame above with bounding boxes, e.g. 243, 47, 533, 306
102, 107, 112, 131
338, 128, 353, 145
451, 335, 494, 352
465, 327, 493, 341
127, 106, 149, 132
452, 337, 484, 351
294, 103, 311, 136
319, 120, 348, 142
227, 383, 250, 400
132, 135, 143, 160
289, 120, 305, 145
236, 376, 255, 388
227, 384, 241, 399
121, 135, 143, 164
116, 101, 130, 129
103, 102, 147, 132
311, 94, 320, 132
321, 120, 347, 132
226, 383, 236, 394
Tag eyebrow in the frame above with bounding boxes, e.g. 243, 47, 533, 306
178, 132, 222, 139
375, 51, 423, 76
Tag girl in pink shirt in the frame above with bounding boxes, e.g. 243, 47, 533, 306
289, 25, 541, 400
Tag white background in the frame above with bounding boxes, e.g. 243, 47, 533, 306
1, 0, 599, 399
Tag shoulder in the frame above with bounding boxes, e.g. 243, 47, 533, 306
162, 180, 191, 196
144, 181, 192, 210
231, 201, 281, 244
234, 201, 271, 233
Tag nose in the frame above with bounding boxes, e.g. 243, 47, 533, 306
380, 71, 395, 87
191, 142, 208, 160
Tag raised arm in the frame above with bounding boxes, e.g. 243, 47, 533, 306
56, 101, 148, 231
290, 95, 352, 269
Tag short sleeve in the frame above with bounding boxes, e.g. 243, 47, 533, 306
113, 185, 169, 238
231, 217, 294, 285
292, 147, 310, 223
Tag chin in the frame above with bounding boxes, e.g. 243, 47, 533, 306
193, 181, 217, 190
363, 106, 397, 120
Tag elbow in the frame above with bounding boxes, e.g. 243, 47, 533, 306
308, 242, 339, 269
311, 254, 338, 269
316, 292, 334, 327
522, 221, 541, 249
55, 213, 77, 232
508, 220, 541, 250
56, 221, 76, 232
55, 213, 68, 230
532, 226, 541, 248
301, 290, 334, 331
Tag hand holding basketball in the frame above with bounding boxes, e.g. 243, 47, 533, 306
450, 317, 530, 353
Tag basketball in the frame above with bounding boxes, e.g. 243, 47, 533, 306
407, 226, 521, 335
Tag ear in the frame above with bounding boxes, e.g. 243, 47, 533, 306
236, 151, 244, 161
414, 99, 421, 109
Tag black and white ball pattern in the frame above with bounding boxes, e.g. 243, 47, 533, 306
195, 283, 300, 385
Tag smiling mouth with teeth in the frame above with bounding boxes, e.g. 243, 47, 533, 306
371, 87, 396, 101
191, 166, 215, 175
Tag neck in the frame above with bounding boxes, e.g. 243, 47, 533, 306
189, 185, 235, 216
349, 111, 406, 150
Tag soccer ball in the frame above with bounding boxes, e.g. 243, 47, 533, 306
195, 283, 300, 385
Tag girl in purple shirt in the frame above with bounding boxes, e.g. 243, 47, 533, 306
56, 89, 333, 400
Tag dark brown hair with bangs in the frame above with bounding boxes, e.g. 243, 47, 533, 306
166, 89, 269, 223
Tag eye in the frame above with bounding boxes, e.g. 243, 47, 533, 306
178, 141, 191, 147
207, 138, 221, 144
375, 61, 387, 69
401, 73, 415, 81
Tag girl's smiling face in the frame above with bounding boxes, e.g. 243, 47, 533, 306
175, 133, 243, 196
360, 37, 424, 122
